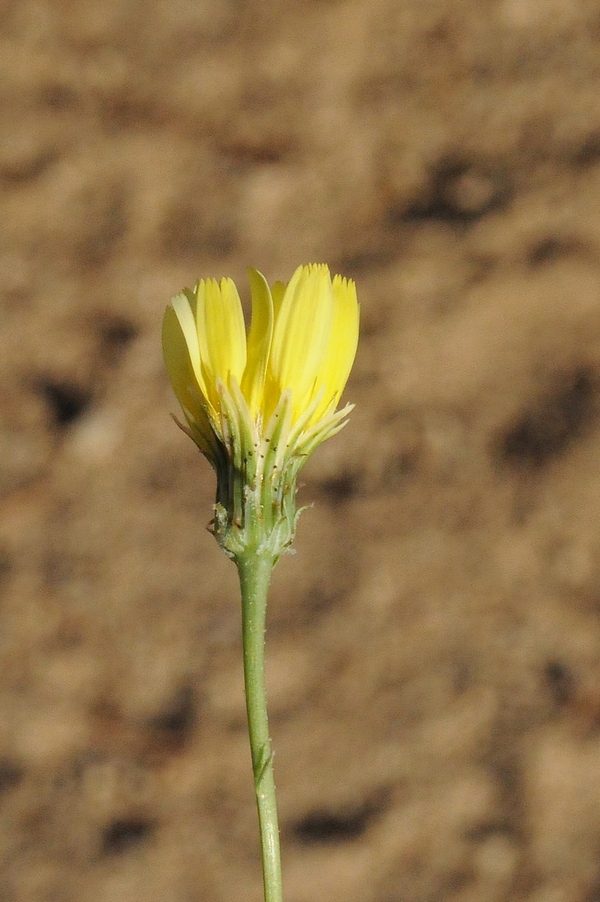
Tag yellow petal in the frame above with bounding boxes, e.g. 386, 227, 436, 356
241, 269, 274, 417
162, 303, 216, 456
310, 275, 359, 424
268, 264, 334, 419
169, 291, 203, 389
196, 278, 247, 392
270, 280, 286, 319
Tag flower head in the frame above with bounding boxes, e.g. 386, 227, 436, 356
162, 264, 359, 558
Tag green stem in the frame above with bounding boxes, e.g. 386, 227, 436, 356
237, 552, 283, 902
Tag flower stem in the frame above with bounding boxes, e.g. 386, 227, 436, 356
237, 552, 283, 902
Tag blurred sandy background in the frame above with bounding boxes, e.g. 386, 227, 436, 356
3, 0, 600, 900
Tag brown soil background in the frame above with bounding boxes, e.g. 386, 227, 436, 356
3, 1, 600, 900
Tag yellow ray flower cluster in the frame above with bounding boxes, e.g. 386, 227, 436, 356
162, 264, 359, 557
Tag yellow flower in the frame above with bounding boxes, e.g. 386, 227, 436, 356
162, 264, 359, 558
